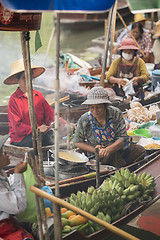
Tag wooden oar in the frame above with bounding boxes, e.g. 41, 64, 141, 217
30, 186, 139, 240
117, 12, 145, 58
50, 95, 70, 107
46, 170, 110, 187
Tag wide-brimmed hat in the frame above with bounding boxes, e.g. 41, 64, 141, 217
134, 13, 150, 23
4, 59, 45, 85
153, 20, 160, 38
0, 134, 9, 150
82, 87, 111, 105
118, 38, 139, 50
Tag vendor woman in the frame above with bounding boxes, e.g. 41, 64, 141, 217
106, 38, 149, 99
74, 87, 146, 168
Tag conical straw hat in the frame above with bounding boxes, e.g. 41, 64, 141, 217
3, 59, 45, 85
134, 13, 150, 23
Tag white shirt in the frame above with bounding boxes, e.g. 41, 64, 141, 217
153, 38, 160, 64
0, 170, 27, 221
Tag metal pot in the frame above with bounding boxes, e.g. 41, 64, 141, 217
51, 150, 89, 166
53, 164, 89, 180
43, 161, 54, 177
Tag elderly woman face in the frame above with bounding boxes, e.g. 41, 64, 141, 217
89, 104, 106, 119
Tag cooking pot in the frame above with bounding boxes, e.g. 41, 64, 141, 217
51, 150, 89, 166
43, 161, 54, 176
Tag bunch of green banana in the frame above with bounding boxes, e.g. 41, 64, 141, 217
64, 169, 156, 236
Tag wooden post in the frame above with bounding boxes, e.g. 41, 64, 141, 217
109, 0, 118, 65
67, 104, 71, 150
95, 148, 100, 188
21, 32, 49, 240
100, 4, 114, 87
54, 13, 62, 240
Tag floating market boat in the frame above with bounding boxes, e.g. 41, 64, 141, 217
55, 151, 160, 240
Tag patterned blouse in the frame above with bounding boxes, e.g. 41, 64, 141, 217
74, 106, 128, 147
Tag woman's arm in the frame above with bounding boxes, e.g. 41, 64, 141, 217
74, 142, 95, 153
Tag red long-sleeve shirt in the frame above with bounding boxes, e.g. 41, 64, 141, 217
8, 88, 66, 143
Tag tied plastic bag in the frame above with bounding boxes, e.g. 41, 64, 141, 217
123, 80, 135, 97
42, 186, 53, 213
16, 165, 37, 223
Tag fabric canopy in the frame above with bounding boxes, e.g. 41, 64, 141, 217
1, 0, 116, 12
127, 0, 160, 13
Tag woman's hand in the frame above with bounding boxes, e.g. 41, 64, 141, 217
14, 160, 27, 173
38, 125, 49, 132
116, 78, 127, 88
132, 77, 139, 86
98, 146, 112, 158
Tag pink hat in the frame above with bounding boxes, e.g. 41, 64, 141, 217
118, 38, 139, 50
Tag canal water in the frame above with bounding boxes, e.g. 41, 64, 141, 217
0, 12, 133, 106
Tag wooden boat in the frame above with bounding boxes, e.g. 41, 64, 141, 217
53, 151, 160, 240
54, 0, 130, 31
1, 92, 160, 136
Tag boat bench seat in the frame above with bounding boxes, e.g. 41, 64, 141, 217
2, 138, 54, 160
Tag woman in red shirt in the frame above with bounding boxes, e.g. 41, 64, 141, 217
4, 59, 67, 148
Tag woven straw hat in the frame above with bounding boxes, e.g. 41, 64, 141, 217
4, 59, 45, 85
153, 20, 160, 38
134, 13, 149, 23
82, 87, 111, 105
118, 38, 139, 50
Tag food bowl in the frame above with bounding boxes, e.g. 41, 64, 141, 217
133, 129, 149, 138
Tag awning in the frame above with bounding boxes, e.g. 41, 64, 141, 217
1, 0, 116, 12
127, 0, 160, 14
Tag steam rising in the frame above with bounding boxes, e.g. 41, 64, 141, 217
35, 67, 89, 95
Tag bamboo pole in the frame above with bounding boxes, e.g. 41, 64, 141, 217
117, 12, 145, 58
109, 0, 118, 65
50, 95, 70, 107
21, 32, 49, 240
67, 104, 71, 150
44, 26, 55, 65
95, 148, 100, 188
54, 13, 62, 240
100, 4, 114, 87
30, 186, 140, 240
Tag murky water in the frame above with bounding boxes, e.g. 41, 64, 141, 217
0, 12, 132, 105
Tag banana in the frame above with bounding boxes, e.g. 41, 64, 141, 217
87, 186, 95, 194
140, 172, 147, 180
124, 168, 131, 179
144, 174, 152, 180
120, 168, 125, 176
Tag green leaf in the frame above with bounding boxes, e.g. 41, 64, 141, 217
35, 30, 42, 52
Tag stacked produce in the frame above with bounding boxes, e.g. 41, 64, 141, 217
62, 168, 155, 236
126, 102, 159, 130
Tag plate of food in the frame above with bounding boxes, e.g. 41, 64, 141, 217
144, 143, 160, 150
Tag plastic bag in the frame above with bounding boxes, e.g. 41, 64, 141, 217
123, 80, 135, 97
42, 186, 53, 213
16, 165, 37, 223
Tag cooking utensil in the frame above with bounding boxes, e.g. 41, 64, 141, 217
43, 161, 54, 176
51, 149, 89, 165
90, 164, 116, 172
